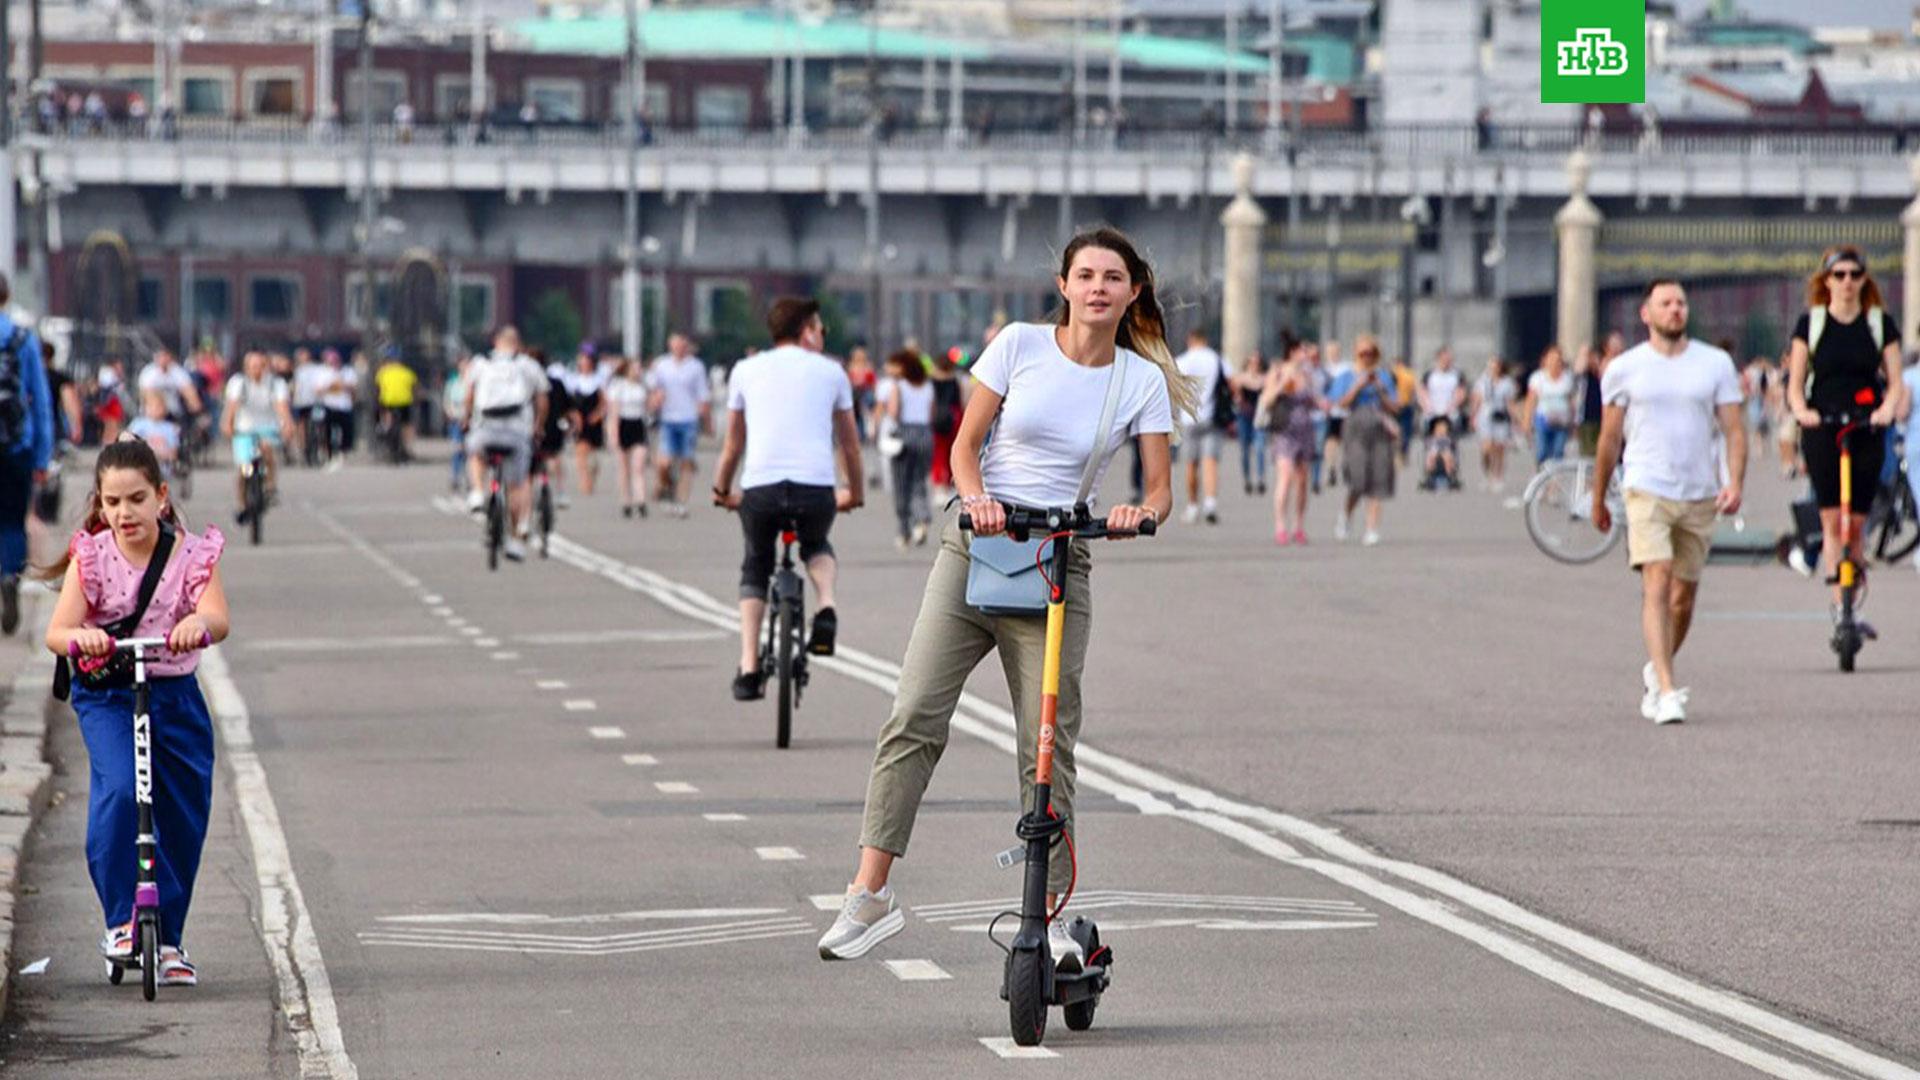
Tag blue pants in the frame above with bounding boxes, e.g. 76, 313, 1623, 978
73, 676, 215, 947
1534, 418, 1570, 464
660, 420, 699, 462
0, 450, 32, 576
447, 420, 467, 486
1234, 413, 1268, 487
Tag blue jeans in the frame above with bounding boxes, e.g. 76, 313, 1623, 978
1310, 415, 1329, 487
1904, 429, 1920, 510
73, 676, 216, 946
1534, 418, 1570, 464
660, 420, 699, 462
0, 450, 33, 576
447, 421, 467, 486
1234, 413, 1268, 487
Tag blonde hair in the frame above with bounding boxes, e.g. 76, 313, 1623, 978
1054, 227, 1200, 425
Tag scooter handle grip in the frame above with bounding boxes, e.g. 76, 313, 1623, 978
67, 640, 80, 658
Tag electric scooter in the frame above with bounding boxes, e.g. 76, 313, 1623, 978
70, 636, 179, 1001
958, 501, 1155, 1048
1826, 400, 1881, 672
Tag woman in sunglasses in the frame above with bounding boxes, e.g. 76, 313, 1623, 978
1786, 245, 1905, 610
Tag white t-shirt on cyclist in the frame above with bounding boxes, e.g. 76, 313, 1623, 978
469, 351, 547, 437
727, 344, 854, 489
648, 355, 711, 424
1174, 346, 1224, 425
1602, 338, 1743, 502
138, 363, 196, 415
224, 373, 288, 434
970, 322, 1175, 510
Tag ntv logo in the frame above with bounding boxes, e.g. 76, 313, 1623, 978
1556, 28, 1630, 77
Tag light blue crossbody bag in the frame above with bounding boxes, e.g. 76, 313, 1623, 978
964, 358, 1126, 616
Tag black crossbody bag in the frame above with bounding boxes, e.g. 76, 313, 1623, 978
52, 525, 175, 702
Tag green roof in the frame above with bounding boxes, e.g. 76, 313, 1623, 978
516, 8, 1269, 72
1289, 31, 1357, 86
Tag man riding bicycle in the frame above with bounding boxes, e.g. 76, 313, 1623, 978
220, 349, 294, 524
463, 326, 549, 562
374, 347, 420, 461
710, 298, 863, 701
138, 348, 205, 440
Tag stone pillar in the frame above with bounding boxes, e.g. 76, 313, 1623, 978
1219, 153, 1268, 365
1903, 153, 1920, 351
1554, 149, 1603, 362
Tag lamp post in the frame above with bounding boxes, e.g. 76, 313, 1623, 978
357, 0, 377, 365
620, 0, 646, 360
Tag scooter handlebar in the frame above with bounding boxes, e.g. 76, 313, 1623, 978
67, 635, 202, 658
958, 503, 1157, 540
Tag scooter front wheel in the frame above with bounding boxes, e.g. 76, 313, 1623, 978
139, 918, 158, 1001
1007, 948, 1048, 1047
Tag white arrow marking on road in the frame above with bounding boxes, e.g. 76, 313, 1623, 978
656, 782, 699, 794
883, 959, 952, 982
563, 699, 597, 711
621, 753, 659, 765
376, 907, 785, 926
359, 918, 815, 957
588, 726, 626, 740
364, 915, 806, 946
703, 813, 747, 822
755, 847, 805, 861
979, 1038, 1058, 1060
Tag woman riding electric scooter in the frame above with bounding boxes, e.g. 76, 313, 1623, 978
817, 227, 1188, 970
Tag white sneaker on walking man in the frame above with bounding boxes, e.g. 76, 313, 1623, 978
1591, 279, 1747, 725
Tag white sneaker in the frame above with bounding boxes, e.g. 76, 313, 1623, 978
503, 537, 527, 562
1361, 529, 1381, 547
817, 886, 904, 960
1640, 662, 1659, 720
466, 490, 485, 514
556, 493, 572, 509
1048, 919, 1085, 973
1183, 504, 1201, 525
1334, 516, 1350, 542
1653, 688, 1688, 725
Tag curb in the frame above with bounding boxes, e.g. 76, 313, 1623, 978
0, 589, 55, 1025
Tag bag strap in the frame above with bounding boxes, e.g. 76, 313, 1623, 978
105, 524, 176, 638
1075, 358, 1127, 506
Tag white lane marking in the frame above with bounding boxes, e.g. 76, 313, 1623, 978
703, 813, 748, 822
588, 726, 626, 740
445, 617, 468, 628
754, 847, 805, 861
431, 607, 454, 617
201, 648, 358, 1079
563, 699, 598, 712
457, 627, 483, 637
360, 924, 812, 957
363, 915, 809, 947
244, 635, 456, 652
537, 679, 570, 690
529, 524, 1920, 1080
376, 907, 785, 926
810, 893, 847, 911
656, 782, 699, 794
490, 651, 521, 661
513, 628, 728, 645
621, 753, 659, 766
916, 892, 1375, 923
882, 959, 953, 982
979, 1038, 1058, 1060
943, 917, 1377, 933
421, 594, 443, 604
474, 637, 501, 648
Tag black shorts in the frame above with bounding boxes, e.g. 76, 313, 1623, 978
1802, 421, 1885, 514
1326, 416, 1346, 439
383, 404, 413, 426
617, 418, 648, 449
540, 426, 567, 457
738, 482, 836, 600
577, 421, 606, 449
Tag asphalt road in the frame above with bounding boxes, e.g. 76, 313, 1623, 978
3, 438, 1915, 1080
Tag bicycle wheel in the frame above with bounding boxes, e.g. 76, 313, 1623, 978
775, 599, 794, 750
248, 469, 265, 546
538, 483, 554, 559
1872, 479, 1919, 564
486, 493, 504, 571
1525, 461, 1618, 564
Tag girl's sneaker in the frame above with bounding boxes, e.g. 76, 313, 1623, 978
99, 922, 135, 963
1291, 529, 1308, 546
1274, 528, 1292, 546
157, 947, 198, 986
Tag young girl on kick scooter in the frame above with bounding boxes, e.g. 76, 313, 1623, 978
818, 227, 1188, 963
40, 437, 229, 987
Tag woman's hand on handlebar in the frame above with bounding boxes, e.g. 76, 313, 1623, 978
1104, 505, 1156, 539
962, 495, 1006, 537
1794, 407, 1822, 429
1870, 402, 1898, 430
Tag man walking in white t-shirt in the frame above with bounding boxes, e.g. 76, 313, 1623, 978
647, 333, 712, 517
1592, 279, 1746, 725
710, 298, 864, 701
1174, 329, 1227, 524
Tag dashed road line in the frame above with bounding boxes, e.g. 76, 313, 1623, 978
490, 651, 521, 661
563, 699, 598, 711
621, 753, 659, 765
457, 627, 483, 637
754, 847, 805, 861
656, 782, 700, 794
882, 959, 952, 982
421, 594, 443, 604
537, 679, 570, 690
474, 637, 501, 648
703, 813, 748, 822
588, 726, 626, 740
979, 1038, 1058, 1060
809, 894, 847, 911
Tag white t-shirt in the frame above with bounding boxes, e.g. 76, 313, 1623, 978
224, 373, 289, 434
292, 363, 327, 409
726, 345, 855, 489
1528, 368, 1577, 427
1601, 339, 1743, 501
970, 322, 1175, 509
1902, 367, 1920, 438
1174, 346, 1225, 425
320, 366, 358, 412
1324, 361, 1354, 417
469, 351, 548, 437
1422, 368, 1465, 419
893, 380, 934, 426
138, 363, 196, 415
606, 375, 650, 421
1475, 373, 1519, 427
648, 355, 711, 424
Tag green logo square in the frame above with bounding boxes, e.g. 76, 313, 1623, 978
1541, 0, 1645, 104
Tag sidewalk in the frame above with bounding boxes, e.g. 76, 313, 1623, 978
0, 590, 290, 1078
0, 590, 57, 1023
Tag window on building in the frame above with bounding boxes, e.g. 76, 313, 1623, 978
182, 77, 230, 117
456, 276, 496, 337
189, 276, 233, 323
694, 279, 751, 336
694, 86, 751, 132
436, 76, 494, 121
249, 276, 302, 323
136, 276, 165, 322
345, 272, 395, 329
248, 76, 299, 117
616, 80, 671, 123
526, 78, 585, 122
343, 72, 408, 117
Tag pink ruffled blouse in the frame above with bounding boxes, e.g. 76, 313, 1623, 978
70, 525, 225, 677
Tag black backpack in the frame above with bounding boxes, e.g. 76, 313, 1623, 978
1210, 358, 1235, 430
0, 328, 27, 449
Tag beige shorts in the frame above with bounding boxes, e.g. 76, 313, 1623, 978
1625, 489, 1717, 582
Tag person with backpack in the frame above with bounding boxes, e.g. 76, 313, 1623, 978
926, 347, 967, 499
0, 273, 53, 636
462, 325, 550, 562
1786, 246, 1905, 612
1174, 328, 1229, 524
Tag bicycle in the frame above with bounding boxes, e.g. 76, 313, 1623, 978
480, 447, 510, 571
68, 635, 187, 1001
958, 501, 1154, 1048
1524, 457, 1623, 564
1825, 406, 1881, 673
1866, 431, 1918, 565
375, 406, 411, 465
235, 435, 269, 547
533, 454, 556, 560
757, 516, 810, 750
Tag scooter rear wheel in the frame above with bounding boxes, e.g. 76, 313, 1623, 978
1007, 948, 1048, 1047
107, 959, 124, 984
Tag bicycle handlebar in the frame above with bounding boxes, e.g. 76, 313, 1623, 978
958, 502, 1157, 541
